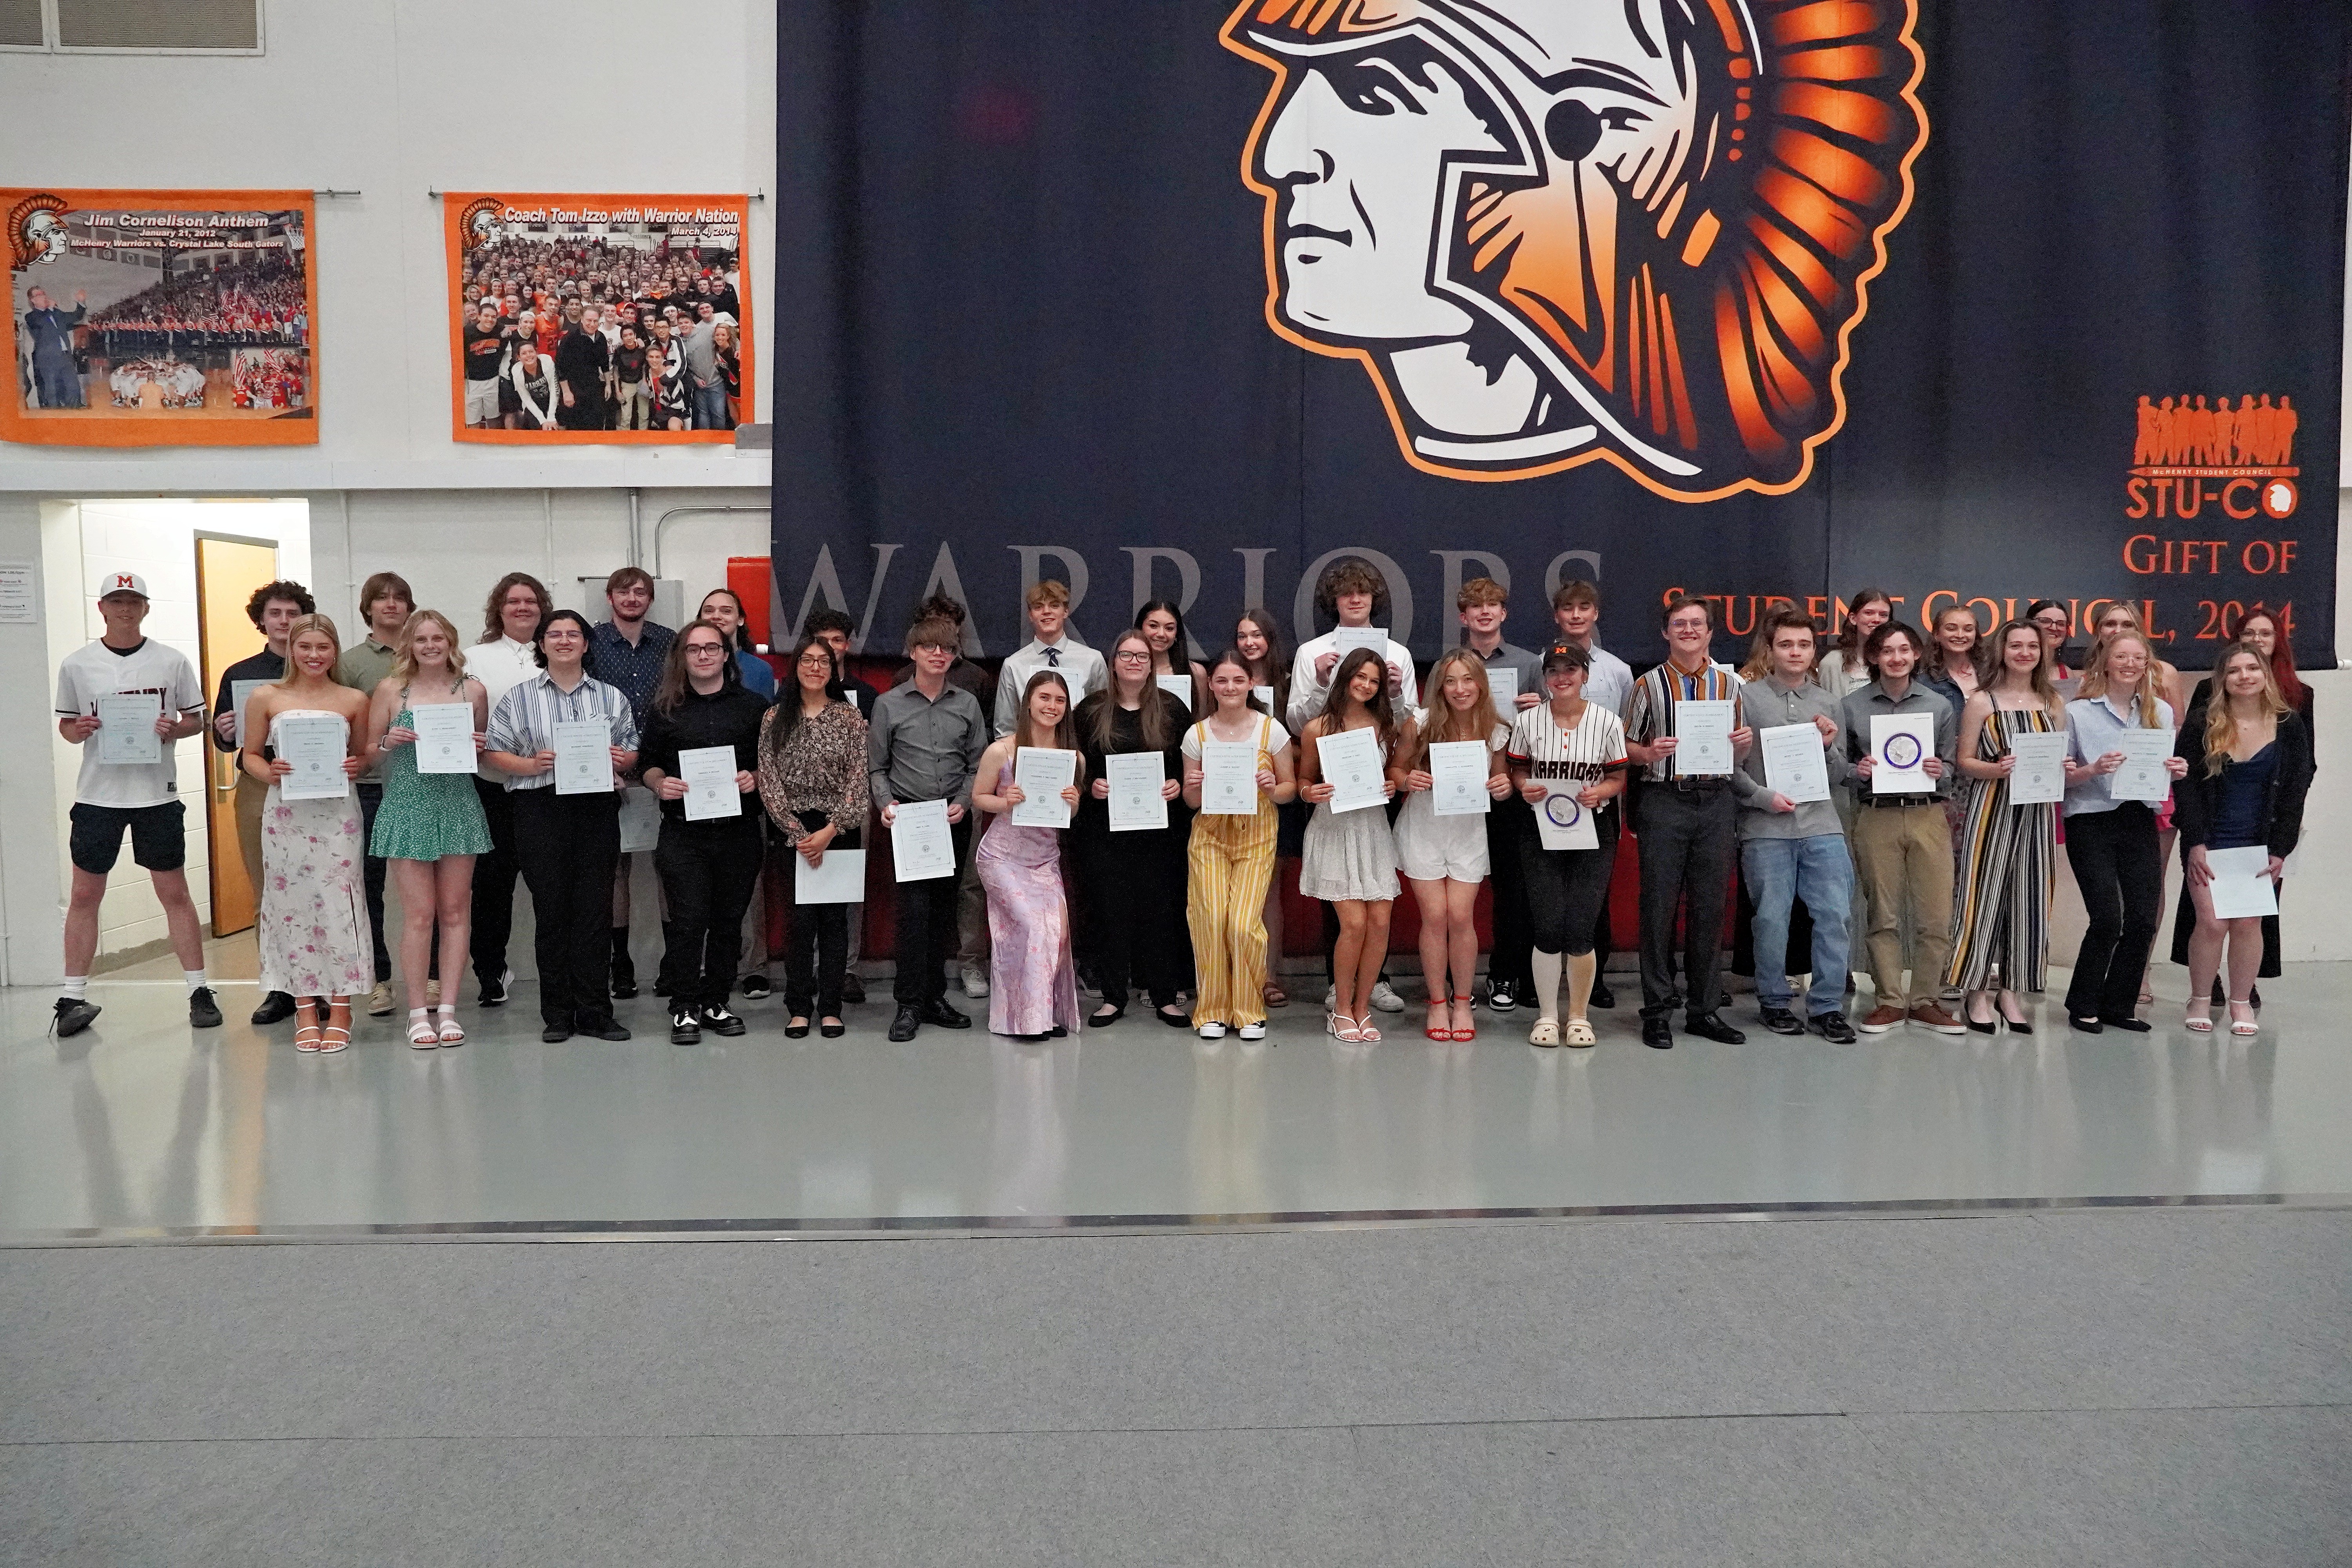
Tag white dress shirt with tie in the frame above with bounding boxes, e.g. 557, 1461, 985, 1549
993, 635, 1108, 736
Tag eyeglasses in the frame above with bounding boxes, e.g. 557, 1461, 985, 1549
797, 655, 833, 670
683, 641, 727, 655
1114, 650, 1151, 663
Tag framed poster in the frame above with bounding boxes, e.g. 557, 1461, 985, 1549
443, 192, 751, 445
4, 189, 317, 446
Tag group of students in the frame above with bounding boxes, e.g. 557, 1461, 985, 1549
49, 559, 2315, 1056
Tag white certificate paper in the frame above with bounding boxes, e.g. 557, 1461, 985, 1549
891, 798, 956, 881
1198, 741, 1258, 816
276, 714, 350, 800
552, 719, 614, 795
1010, 746, 1077, 829
230, 678, 267, 748
2108, 728, 2175, 803
1534, 787, 1598, 850
2005, 731, 2068, 806
1154, 673, 1193, 711
1105, 751, 1168, 832
1317, 724, 1387, 813
409, 703, 476, 775
1252, 684, 1275, 714
1869, 712, 1937, 794
679, 745, 742, 821
2204, 845, 2279, 919
1759, 722, 1832, 804
1672, 699, 1736, 777
796, 847, 867, 904
617, 784, 661, 852
1428, 740, 1492, 817
1331, 626, 1388, 659
94, 692, 162, 764
1485, 666, 1519, 709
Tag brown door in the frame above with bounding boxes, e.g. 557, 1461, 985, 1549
194, 535, 278, 936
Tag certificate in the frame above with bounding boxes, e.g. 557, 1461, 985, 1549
891, 798, 956, 881
276, 713, 350, 800
94, 691, 162, 764
1672, 699, 1735, 777
1316, 724, 1387, 813
1252, 684, 1275, 714
2005, 731, 2067, 806
1759, 722, 1831, 804
1428, 739, 1492, 817
552, 719, 614, 795
1869, 712, 1936, 794
1105, 751, 1168, 832
1154, 673, 1193, 710
1485, 666, 1519, 709
1534, 787, 1598, 850
409, 702, 476, 775
2204, 845, 2279, 919
2108, 728, 2175, 804
1198, 741, 1258, 816
678, 745, 742, 821
1010, 746, 1077, 829
1331, 626, 1388, 659
795, 848, 867, 904
617, 784, 661, 852
230, 678, 267, 748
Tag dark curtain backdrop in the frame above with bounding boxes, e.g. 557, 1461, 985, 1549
774, 1, 2346, 668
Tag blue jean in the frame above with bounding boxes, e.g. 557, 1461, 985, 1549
1739, 833, 1853, 1015
692, 382, 730, 430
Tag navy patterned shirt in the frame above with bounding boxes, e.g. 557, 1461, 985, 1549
586, 619, 675, 726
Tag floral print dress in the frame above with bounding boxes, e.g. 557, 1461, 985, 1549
258, 710, 375, 999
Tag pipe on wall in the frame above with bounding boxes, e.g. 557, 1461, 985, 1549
650, 503, 766, 581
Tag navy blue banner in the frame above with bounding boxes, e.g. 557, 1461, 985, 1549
773, 0, 2346, 668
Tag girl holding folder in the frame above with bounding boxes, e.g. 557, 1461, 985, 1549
1504, 644, 1628, 1048
1390, 648, 1513, 1042
757, 634, 870, 1039
1181, 649, 1297, 1040
1297, 648, 1399, 1043
973, 670, 1086, 1039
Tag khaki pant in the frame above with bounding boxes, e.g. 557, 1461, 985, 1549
234, 770, 267, 900
1850, 802, 1953, 1010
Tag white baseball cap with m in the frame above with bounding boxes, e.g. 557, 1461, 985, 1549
94, 570, 149, 600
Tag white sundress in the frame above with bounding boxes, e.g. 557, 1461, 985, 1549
256, 710, 374, 999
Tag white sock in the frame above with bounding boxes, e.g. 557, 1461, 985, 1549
62, 975, 88, 1001
1531, 949, 1564, 1024
184, 970, 209, 995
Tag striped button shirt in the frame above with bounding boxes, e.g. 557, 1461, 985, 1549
485, 669, 639, 791
1622, 659, 1742, 783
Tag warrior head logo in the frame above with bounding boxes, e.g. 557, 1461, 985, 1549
460, 198, 506, 252
9, 194, 72, 269
1221, 0, 1926, 498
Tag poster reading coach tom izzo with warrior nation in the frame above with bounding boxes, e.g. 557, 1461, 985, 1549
442, 192, 752, 445
4, 188, 318, 448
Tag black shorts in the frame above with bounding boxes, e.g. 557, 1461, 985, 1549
70, 800, 187, 875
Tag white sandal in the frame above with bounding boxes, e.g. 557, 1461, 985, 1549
434, 1007, 466, 1046
1564, 1018, 1597, 1048
1528, 1017, 1561, 1047
408, 1010, 439, 1050
2228, 1000, 2260, 1036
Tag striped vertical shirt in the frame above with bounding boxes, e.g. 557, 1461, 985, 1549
1622, 659, 1742, 783
485, 670, 639, 791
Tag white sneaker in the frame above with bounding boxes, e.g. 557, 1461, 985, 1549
961, 964, 990, 999
1198, 1022, 1226, 1040
366, 981, 394, 1017
1370, 980, 1406, 1013
1238, 1022, 1266, 1041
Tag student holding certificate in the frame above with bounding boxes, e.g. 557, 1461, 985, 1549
1235, 608, 1301, 1008
1298, 648, 1400, 1043
1073, 631, 1193, 1027
2172, 646, 2314, 1036
971, 671, 1085, 1040
1839, 621, 1960, 1035
362, 609, 491, 1047
1136, 599, 1208, 719
1946, 621, 2065, 1034
2057, 630, 2189, 1033
757, 635, 872, 1038
209, 577, 315, 1026
1390, 649, 1512, 1042
638, 620, 768, 1047
1504, 644, 1628, 1047
484, 610, 640, 1044
1181, 650, 1298, 1040
242, 615, 374, 1054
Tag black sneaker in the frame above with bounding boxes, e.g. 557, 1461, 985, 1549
840, 971, 867, 1004
1486, 978, 1519, 1013
1758, 1005, 1804, 1036
1588, 977, 1616, 1010
479, 969, 512, 1007
578, 1015, 632, 1042
611, 969, 639, 1002
188, 987, 223, 1029
250, 990, 296, 1026
740, 973, 772, 1000
700, 1005, 747, 1037
670, 1007, 702, 1045
1809, 1011, 1857, 1044
52, 996, 100, 1037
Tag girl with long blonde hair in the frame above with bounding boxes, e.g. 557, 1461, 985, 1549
1947, 620, 2065, 1032
1390, 648, 1513, 1040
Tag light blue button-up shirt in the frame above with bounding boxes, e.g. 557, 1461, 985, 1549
2062, 692, 2175, 818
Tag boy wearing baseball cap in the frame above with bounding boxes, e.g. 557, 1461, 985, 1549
52, 571, 218, 1036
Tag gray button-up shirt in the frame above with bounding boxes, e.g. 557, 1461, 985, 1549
1462, 638, 1543, 711
1731, 674, 1851, 838
867, 679, 987, 811
1839, 681, 1957, 800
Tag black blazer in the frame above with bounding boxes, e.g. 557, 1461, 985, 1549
2172, 710, 2314, 858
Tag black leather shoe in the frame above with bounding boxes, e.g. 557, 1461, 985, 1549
1809, 1011, 1857, 1044
577, 1016, 632, 1042
670, 1007, 702, 1045
818, 1019, 846, 1038
1684, 1012, 1746, 1045
888, 1006, 922, 1042
541, 1022, 575, 1043
1641, 1015, 1674, 1049
921, 999, 973, 1029
700, 1005, 747, 1037
187, 987, 223, 1029
1588, 978, 1616, 1010
841, 972, 867, 1004
784, 1018, 811, 1039
250, 990, 296, 1026
1089, 1003, 1125, 1028
1759, 1005, 1804, 1036
2100, 1015, 2153, 1033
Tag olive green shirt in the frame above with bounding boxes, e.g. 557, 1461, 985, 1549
335, 636, 400, 783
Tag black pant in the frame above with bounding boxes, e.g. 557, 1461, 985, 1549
654, 814, 764, 1012
1076, 823, 1184, 1009
893, 818, 972, 1007
355, 782, 392, 983
512, 789, 621, 1027
1634, 784, 1737, 1022
782, 814, 857, 1016
1486, 799, 1534, 989
1519, 813, 1621, 955
2064, 803, 2161, 1021
470, 776, 522, 987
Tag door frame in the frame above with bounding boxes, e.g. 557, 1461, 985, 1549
193, 530, 279, 937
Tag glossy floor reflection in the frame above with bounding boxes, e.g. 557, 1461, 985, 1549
4, 957, 2345, 1236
